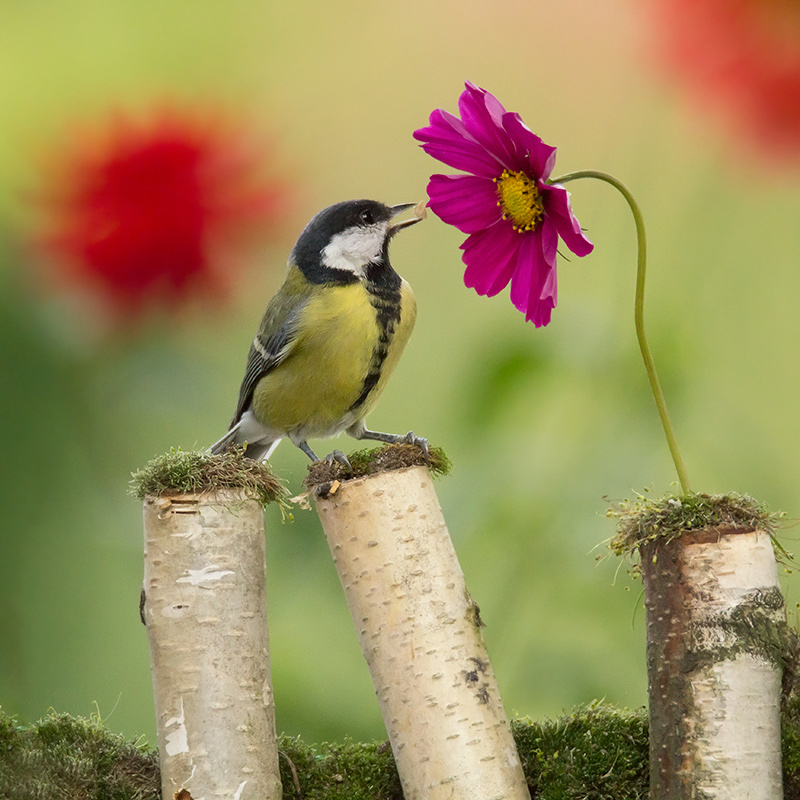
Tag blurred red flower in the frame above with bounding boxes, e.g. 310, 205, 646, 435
35, 106, 285, 321
653, 0, 800, 159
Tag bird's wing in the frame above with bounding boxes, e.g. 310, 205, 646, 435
228, 300, 306, 429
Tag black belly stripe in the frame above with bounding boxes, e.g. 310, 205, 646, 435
348, 281, 402, 412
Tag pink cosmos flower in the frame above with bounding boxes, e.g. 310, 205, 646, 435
413, 82, 593, 327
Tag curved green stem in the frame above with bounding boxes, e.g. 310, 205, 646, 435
550, 169, 691, 494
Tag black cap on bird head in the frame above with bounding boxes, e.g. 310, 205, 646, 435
290, 199, 422, 283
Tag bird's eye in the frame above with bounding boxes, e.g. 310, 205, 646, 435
359, 209, 375, 225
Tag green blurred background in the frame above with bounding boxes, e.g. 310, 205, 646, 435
2, 0, 799, 746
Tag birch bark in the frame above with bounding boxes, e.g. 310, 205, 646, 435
142, 489, 281, 800
313, 466, 530, 800
643, 527, 784, 800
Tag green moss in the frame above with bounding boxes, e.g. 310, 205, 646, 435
278, 736, 402, 800
783, 697, 800, 800
129, 447, 286, 507
8, 702, 800, 799
0, 710, 159, 800
609, 491, 783, 557
513, 704, 649, 800
305, 443, 451, 488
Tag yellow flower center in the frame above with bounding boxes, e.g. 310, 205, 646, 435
495, 169, 544, 232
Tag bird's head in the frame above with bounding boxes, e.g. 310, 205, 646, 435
290, 199, 425, 283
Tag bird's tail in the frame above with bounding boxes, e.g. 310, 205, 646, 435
208, 427, 238, 455
239, 440, 280, 460
208, 423, 280, 461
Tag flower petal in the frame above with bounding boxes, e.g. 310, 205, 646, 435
508, 231, 536, 313
502, 113, 557, 180
530, 221, 559, 325
415, 83, 585, 326
457, 83, 517, 169
426, 174, 501, 234
413, 109, 501, 177
460, 219, 520, 297
542, 184, 594, 257
509, 222, 558, 326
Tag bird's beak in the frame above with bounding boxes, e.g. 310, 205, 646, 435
388, 201, 428, 235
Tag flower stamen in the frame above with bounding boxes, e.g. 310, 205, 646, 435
495, 169, 544, 232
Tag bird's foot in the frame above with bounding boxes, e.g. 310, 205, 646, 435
398, 431, 429, 458
323, 449, 352, 470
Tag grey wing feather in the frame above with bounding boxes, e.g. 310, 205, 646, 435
228, 305, 303, 429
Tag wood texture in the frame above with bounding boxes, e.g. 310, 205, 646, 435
314, 466, 530, 800
143, 490, 281, 800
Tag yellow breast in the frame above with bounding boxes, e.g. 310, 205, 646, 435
251, 283, 381, 437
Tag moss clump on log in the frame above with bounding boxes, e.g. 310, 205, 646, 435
305, 443, 451, 488
608, 491, 783, 556
130, 447, 286, 507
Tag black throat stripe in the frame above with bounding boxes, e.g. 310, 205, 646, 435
348, 278, 402, 412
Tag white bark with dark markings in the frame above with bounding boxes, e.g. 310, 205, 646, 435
643, 527, 784, 799
313, 466, 530, 800
143, 490, 281, 800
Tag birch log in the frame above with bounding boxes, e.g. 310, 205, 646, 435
142, 489, 282, 800
642, 527, 785, 800
313, 465, 530, 800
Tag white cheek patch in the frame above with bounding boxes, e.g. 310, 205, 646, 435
322, 223, 387, 276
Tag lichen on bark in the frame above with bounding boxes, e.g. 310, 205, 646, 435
640, 519, 787, 798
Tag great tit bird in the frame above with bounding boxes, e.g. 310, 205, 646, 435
210, 199, 427, 464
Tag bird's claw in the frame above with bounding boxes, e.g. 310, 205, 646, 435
323, 449, 352, 470
400, 431, 429, 458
